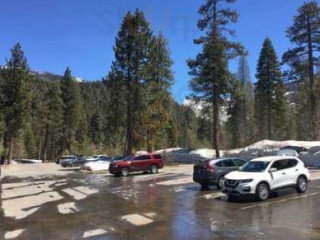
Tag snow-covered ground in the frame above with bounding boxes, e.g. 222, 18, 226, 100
154, 140, 320, 167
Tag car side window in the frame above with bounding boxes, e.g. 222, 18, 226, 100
288, 159, 298, 168
271, 160, 281, 171
223, 159, 235, 167
134, 155, 150, 161
271, 160, 291, 171
215, 161, 222, 167
233, 159, 246, 166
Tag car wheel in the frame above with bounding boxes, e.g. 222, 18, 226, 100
217, 176, 225, 190
62, 164, 67, 168
296, 176, 308, 193
121, 167, 129, 177
150, 165, 159, 174
256, 183, 269, 201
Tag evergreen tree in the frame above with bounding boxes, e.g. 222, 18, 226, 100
24, 121, 36, 158
143, 33, 174, 152
188, 0, 243, 157
255, 38, 294, 140
43, 83, 64, 161
0, 43, 32, 162
283, 1, 320, 139
60, 67, 81, 154
109, 9, 153, 155
89, 111, 101, 145
227, 55, 255, 148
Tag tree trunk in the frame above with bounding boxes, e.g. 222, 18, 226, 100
43, 124, 49, 162
213, 100, 220, 158
267, 94, 271, 140
126, 79, 133, 155
147, 129, 154, 153
242, 57, 247, 145
38, 141, 42, 160
307, 17, 317, 139
7, 136, 13, 164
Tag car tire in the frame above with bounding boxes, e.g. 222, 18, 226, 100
62, 164, 67, 168
296, 176, 308, 193
150, 165, 159, 174
256, 183, 269, 201
121, 167, 129, 177
217, 176, 225, 190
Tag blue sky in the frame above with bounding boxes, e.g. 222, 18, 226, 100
0, 0, 305, 103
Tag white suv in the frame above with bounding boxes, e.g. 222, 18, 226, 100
223, 156, 311, 201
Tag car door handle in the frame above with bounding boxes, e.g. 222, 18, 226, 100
295, 169, 299, 171
282, 172, 286, 175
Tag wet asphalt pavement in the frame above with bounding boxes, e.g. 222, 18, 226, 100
1, 167, 320, 240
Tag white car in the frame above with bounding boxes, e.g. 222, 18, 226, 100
85, 155, 109, 161
223, 156, 311, 201
82, 157, 111, 171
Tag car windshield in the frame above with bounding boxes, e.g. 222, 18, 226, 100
240, 161, 270, 172
112, 156, 123, 161
124, 155, 133, 160
61, 156, 76, 159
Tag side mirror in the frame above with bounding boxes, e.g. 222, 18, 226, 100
269, 168, 277, 173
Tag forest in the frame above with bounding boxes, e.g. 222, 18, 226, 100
0, 0, 319, 162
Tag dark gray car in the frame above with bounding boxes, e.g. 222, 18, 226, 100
193, 158, 247, 189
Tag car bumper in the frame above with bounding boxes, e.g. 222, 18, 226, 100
223, 181, 256, 195
193, 173, 218, 185
109, 168, 120, 174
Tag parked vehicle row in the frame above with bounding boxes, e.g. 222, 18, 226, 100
56, 145, 312, 202
56, 153, 164, 177
193, 155, 311, 201
56, 155, 111, 168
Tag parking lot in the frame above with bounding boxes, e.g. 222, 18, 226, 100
1, 164, 320, 240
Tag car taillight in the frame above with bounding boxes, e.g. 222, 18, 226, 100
207, 162, 215, 172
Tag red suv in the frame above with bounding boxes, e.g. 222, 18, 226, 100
109, 154, 164, 177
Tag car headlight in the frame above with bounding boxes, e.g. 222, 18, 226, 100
239, 179, 253, 183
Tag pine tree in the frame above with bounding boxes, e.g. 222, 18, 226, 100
109, 9, 153, 155
43, 83, 64, 161
0, 43, 32, 163
282, 1, 320, 139
188, 0, 243, 157
143, 33, 174, 152
227, 55, 255, 148
60, 67, 81, 154
89, 111, 101, 145
24, 121, 36, 158
255, 38, 294, 140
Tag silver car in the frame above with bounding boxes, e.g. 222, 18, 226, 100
193, 158, 247, 189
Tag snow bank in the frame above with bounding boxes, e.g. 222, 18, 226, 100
246, 140, 320, 150
153, 140, 320, 166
